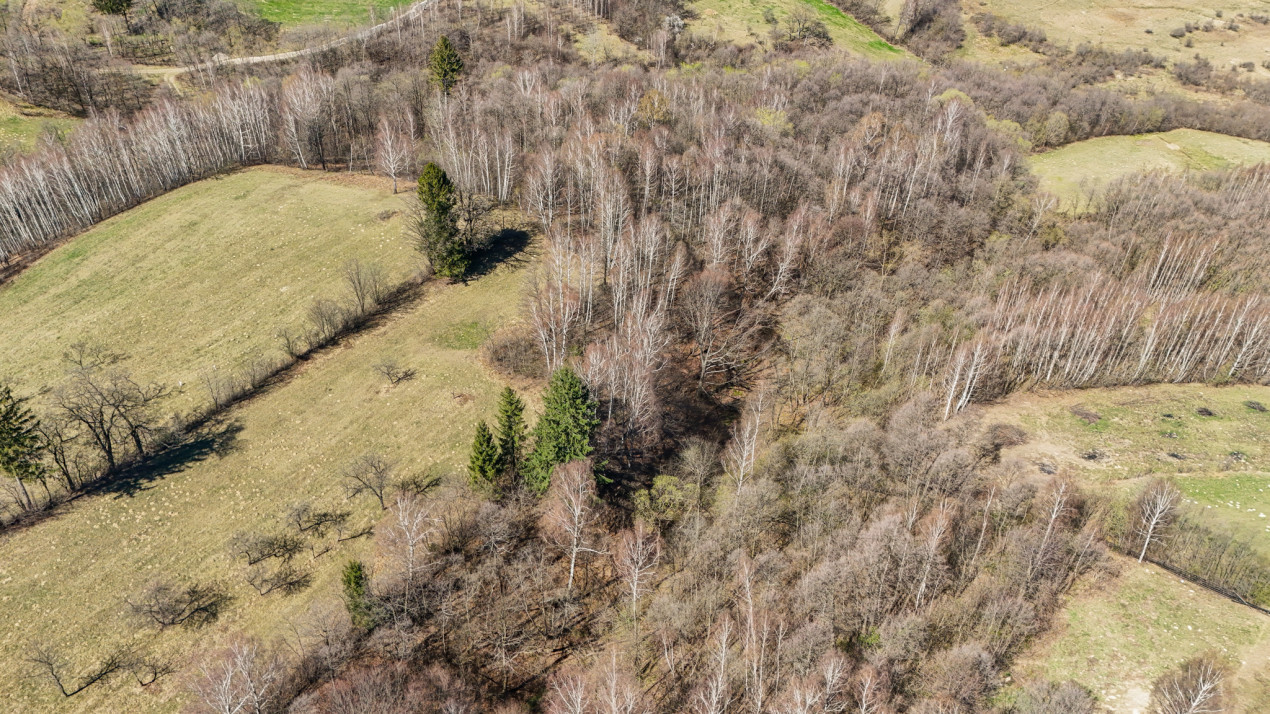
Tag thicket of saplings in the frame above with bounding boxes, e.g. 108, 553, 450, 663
1, 0, 1268, 711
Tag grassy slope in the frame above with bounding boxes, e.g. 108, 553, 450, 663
1029, 128, 1270, 207
0, 167, 413, 415
1014, 556, 1270, 713
246, 0, 410, 26
964, 0, 1270, 78
984, 384, 1270, 711
0, 191, 531, 712
0, 96, 78, 153
687, 0, 905, 59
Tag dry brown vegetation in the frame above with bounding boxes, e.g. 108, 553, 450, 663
3, 0, 1270, 710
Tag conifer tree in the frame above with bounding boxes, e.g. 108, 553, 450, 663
0, 383, 44, 512
468, 420, 500, 494
429, 36, 464, 94
341, 560, 374, 629
523, 368, 600, 494
415, 163, 468, 279
494, 387, 526, 480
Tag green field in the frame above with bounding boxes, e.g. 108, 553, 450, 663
0, 167, 414, 415
687, 0, 905, 59
0, 170, 533, 712
1015, 557, 1270, 713
983, 384, 1270, 548
1030, 128, 1270, 207
0, 96, 78, 154
247, 0, 411, 26
989, 384, 1270, 712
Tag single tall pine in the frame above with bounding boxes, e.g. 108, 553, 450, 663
429, 36, 464, 94
468, 420, 500, 495
415, 163, 467, 279
494, 387, 526, 480
523, 367, 600, 494
0, 383, 44, 512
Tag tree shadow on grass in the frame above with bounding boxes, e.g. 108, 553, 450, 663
467, 228, 533, 281
92, 420, 244, 499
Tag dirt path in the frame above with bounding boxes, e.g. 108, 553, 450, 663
200, 0, 439, 71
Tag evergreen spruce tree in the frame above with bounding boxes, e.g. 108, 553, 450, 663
0, 383, 44, 512
415, 163, 468, 279
523, 367, 600, 494
341, 560, 374, 629
429, 36, 464, 94
494, 387, 526, 480
468, 420, 500, 494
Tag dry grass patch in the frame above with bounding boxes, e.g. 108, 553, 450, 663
965, 0, 1270, 78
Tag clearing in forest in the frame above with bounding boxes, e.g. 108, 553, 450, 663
1029, 128, 1270, 208
0, 172, 532, 712
1013, 556, 1270, 713
982, 383, 1270, 552
988, 384, 1270, 711
0, 166, 413, 414
965, 0, 1270, 77
686, 0, 905, 58
0, 95, 78, 152
246, 0, 413, 26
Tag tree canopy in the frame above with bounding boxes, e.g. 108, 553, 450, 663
523, 368, 599, 494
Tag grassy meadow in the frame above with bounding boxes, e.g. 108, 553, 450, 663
0, 166, 415, 415
986, 384, 1270, 711
1029, 128, 1270, 207
966, 0, 1270, 78
247, 0, 411, 26
0, 169, 533, 712
1013, 556, 1270, 713
686, 0, 904, 59
0, 95, 78, 154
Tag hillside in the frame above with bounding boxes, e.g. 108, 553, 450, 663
0, 171, 532, 712
0, 167, 412, 415
1030, 129, 1270, 208
4, 0, 1270, 709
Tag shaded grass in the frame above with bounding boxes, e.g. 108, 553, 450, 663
0, 166, 413, 415
1029, 128, 1270, 208
0, 228, 532, 712
687, 0, 905, 59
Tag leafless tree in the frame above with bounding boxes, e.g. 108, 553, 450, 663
1149, 655, 1226, 714
128, 579, 229, 629
613, 521, 661, 652
344, 259, 387, 317
380, 492, 439, 623
189, 638, 284, 714
1136, 479, 1182, 562
343, 452, 396, 510
375, 117, 411, 193
542, 460, 605, 596
374, 360, 417, 384
28, 646, 130, 698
